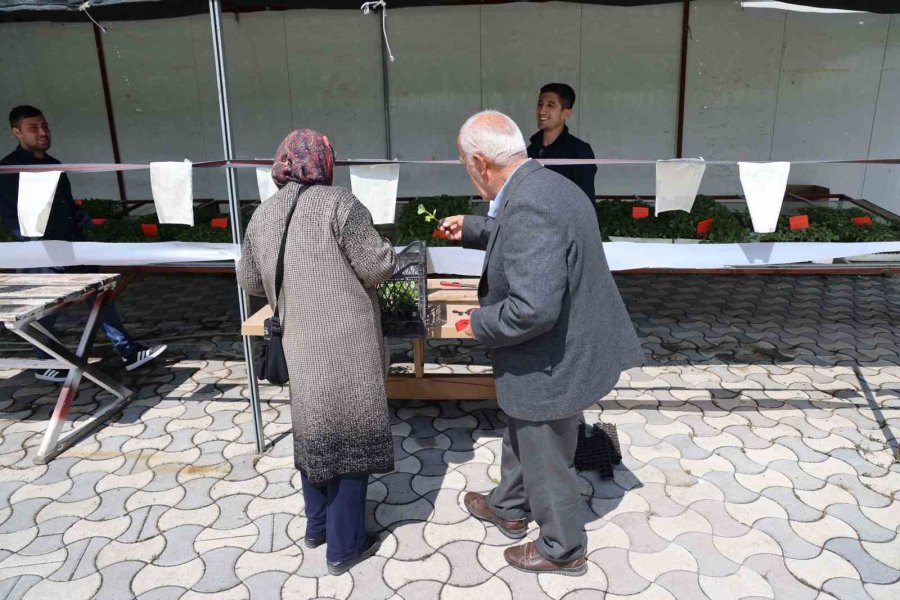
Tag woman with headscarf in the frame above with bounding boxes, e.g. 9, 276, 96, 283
237, 129, 396, 575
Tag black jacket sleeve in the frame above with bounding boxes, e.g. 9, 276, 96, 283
576, 143, 597, 202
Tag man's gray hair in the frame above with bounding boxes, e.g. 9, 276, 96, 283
458, 110, 527, 167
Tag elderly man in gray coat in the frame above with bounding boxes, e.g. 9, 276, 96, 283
439, 110, 644, 576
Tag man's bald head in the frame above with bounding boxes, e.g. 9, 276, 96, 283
457, 111, 528, 201
458, 110, 527, 168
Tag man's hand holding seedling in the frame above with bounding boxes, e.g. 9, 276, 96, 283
437, 214, 464, 241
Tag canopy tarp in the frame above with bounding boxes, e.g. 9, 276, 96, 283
0, 0, 897, 22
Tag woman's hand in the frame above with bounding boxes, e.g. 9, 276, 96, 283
438, 215, 464, 241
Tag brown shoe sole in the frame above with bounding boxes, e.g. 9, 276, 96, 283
506, 559, 588, 577
464, 497, 527, 540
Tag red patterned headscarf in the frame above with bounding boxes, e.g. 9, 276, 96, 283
272, 128, 335, 188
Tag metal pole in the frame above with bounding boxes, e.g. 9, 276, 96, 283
92, 24, 127, 202
209, 0, 266, 454
675, 0, 691, 158
380, 13, 393, 159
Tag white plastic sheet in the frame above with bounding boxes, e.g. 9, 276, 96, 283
349, 164, 399, 225
17, 171, 62, 237
256, 167, 279, 202
0, 241, 239, 269
739, 162, 791, 234
3, 241, 900, 271
150, 160, 194, 225
655, 159, 707, 215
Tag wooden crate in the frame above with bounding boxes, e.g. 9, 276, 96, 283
426, 278, 479, 338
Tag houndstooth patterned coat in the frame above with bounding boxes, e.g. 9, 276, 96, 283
237, 181, 397, 485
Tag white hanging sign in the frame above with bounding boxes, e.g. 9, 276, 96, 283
739, 162, 791, 234
17, 171, 62, 237
349, 163, 400, 225
150, 160, 194, 226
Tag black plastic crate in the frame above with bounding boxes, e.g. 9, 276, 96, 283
575, 421, 621, 479
378, 240, 427, 337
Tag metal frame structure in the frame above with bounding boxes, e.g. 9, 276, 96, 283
207, 0, 265, 453
3, 0, 900, 457
1, 274, 134, 464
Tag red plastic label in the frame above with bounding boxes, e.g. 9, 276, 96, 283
632, 206, 650, 220
697, 218, 714, 236
789, 215, 809, 230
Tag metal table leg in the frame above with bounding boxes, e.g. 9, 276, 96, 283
11, 290, 134, 464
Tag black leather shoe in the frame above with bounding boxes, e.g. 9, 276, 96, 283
303, 535, 325, 549
326, 535, 380, 576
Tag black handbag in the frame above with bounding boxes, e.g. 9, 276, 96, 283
254, 185, 306, 385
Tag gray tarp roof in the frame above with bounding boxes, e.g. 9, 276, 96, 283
0, 1, 897, 21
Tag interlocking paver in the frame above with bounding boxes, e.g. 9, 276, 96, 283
825, 538, 900, 585
826, 504, 897, 543
3, 273, 900, 598
655, 570, 711, 600
754, 517, 823, 560
785, 549, 862, 590
442, 540, 494, 586
742, 553, 817, 599
675, 532, 741, 577
193, 547, 245, 593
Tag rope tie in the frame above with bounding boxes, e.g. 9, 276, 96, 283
361, 1, 395, 62
78, 2, 108, 32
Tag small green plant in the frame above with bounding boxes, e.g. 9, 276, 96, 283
417, 204, 440, 224
396, 195, 471, 247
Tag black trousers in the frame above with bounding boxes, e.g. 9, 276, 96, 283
488, 414, 587, 562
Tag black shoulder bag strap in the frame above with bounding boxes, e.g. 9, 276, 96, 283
271, 184, 308, 325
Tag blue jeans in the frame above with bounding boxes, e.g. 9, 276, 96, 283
301, 472, 369, 563
37, 300, 135, 360
19, 267, 135, 360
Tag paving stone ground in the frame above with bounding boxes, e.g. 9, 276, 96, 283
0, 273, 898, 600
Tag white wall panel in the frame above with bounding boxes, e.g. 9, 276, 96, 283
771, 11, 890, 199
0, 22, 118, 199
386, 6, 481, 197
580, 2, 682, 195
862, 16, 900, 214
684, 0, 786, 195
282, 9, 386, 191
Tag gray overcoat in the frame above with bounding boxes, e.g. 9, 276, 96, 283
463, 160, 644, 421
237, 181, 396, 485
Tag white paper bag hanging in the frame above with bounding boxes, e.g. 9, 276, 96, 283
655, 159, 706, 215
349, 163, 400, 225
150, 160, 194, 226
17, 171, 62, 238
256, 167, 279, 202
739, 162, 790, 234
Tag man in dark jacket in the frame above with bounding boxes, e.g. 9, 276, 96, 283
1, 105, 165, 381
526, 83, 597, 202
440, 111, 643, 576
